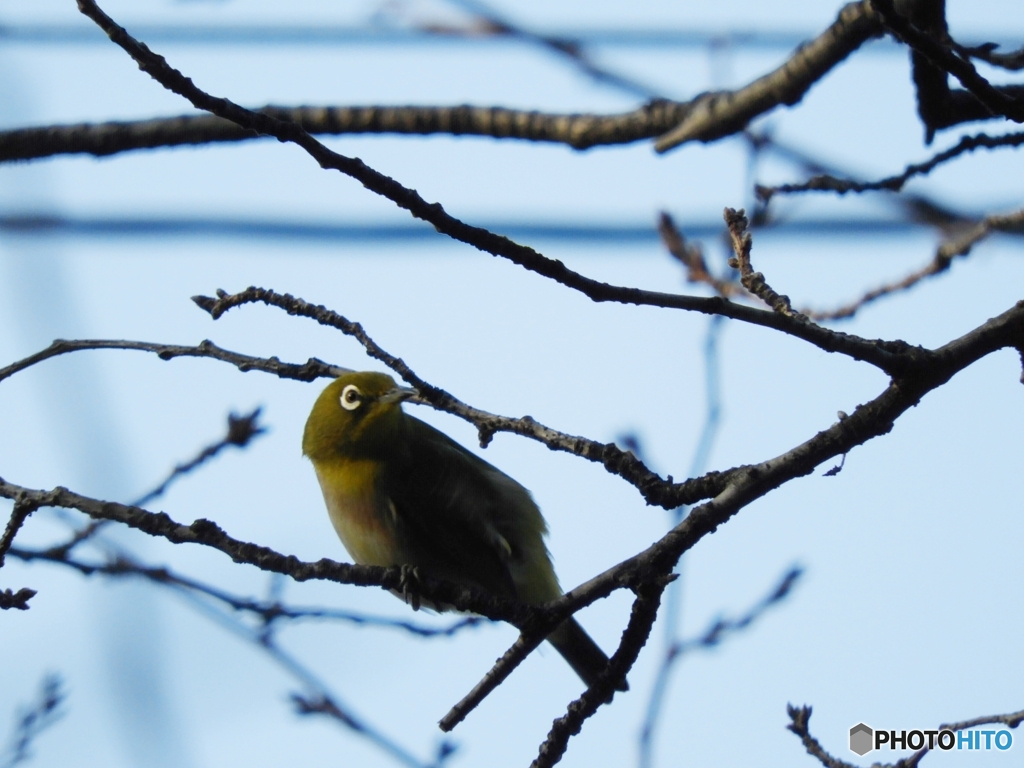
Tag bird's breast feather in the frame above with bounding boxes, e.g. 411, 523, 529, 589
314, 459, 398, 567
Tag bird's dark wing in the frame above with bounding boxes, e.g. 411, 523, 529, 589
380, 415, 548, 601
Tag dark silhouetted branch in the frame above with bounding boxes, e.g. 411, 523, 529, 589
0, 337, 346, 385
132, 407, 266, 508
871, 0, 1024, 141
676, 565, 802, 655
0, 478, 530, 627
0, 101, 694, 163
9, 544, 481, 637
655, 1, 883, 151
77, 0, 905, 377
787, 704, 865, 768
531, 580, 667, 768
756, 130, 1024, 200
954, 41, 1024, 71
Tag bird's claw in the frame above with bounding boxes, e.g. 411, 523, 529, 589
398, 564, 423, 611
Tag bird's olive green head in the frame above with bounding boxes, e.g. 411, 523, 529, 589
302, 372, 414, 461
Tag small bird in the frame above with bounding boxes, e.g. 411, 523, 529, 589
303, 371, 625, 692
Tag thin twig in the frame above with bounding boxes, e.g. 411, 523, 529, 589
954, 41, 1024, 71
132, 407, 266, 508
0, 499, 37, 569
431, 0, 661, 100
805, 206, 1024, 321
0, 674, 65, 768
724, 208, 806, 319
672, 565, 802, 656
747, 129, 975, 230
940, 708, 1024, 732
786, 705, 862, 768
0, 337, 346, 385
871, 0, 1024, 123
438, 629, 548, 732
0, 497, 39, 610
9, 544, 482, 637
756, 130, 1024, 201
532, 580, 667, 768
658, 212, 746, 299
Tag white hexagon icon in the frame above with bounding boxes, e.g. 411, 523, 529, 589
849, 723, 873, 756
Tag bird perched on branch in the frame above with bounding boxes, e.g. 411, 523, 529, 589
303, 371, 625, 693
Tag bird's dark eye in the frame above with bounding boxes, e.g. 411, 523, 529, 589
340, 384, 363, 411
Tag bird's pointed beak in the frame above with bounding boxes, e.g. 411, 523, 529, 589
381, 386, 417, 404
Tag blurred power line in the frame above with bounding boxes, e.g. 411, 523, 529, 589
0, 213, 980, 244
0, 23, 936, 50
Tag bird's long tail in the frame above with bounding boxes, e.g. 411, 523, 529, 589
546, 617, 629, 692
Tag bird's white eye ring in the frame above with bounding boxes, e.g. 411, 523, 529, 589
340, 384, 363, 411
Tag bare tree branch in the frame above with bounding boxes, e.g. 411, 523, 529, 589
805, 206, 1024, 320
0, 674, 65, 768
0, 337, 346, 385
0, 498, 38, 610
954, 41, 1024, 72
196, 282, 917, 400
5, 1, 881, 165
132, 407, 266, 508
654, 1, 883, 151
3, 288, 1023, 748
0, 333, 729, 511
787, 704, 867, 768
0, 101, 694, 163
531, 580, 667, 768
444, 294, 1024, 729
871, 0, 1024, 132
658, 212, 747, 299
940, 708, 1024, 732
724, 207, 806, 319
756, 130, 1024, 200
9, 544, 482, 637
